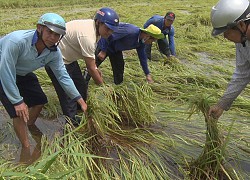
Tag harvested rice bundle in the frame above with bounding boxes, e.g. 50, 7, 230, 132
81, 82, 158, 153
71, 82, 178, 179
188, 96, 233, 180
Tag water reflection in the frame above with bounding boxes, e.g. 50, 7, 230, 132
0, 107, 65, 165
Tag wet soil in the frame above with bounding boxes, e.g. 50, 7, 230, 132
0, 104, 65, 164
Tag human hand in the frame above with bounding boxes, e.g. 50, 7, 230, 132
146, 74, 154, 83
77, 98, 87, 113
98, 51, 107, 61
208, 104, 224, 119
14, 102, 29, 123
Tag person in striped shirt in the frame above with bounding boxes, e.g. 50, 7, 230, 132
209, 0, 250, 119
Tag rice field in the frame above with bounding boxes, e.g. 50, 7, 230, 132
0, 0, 250, 179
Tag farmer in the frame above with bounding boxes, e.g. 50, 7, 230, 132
209, 0, 250, 119
45, 7, 119, 125
0, 13, 87, 151
85, 23, 164, 84
143, 11, 176, 60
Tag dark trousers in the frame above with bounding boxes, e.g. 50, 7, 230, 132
45, 62, 87, 121
0, 73, 47, 118
145, 38, 170, 60
86, 46, 125, 85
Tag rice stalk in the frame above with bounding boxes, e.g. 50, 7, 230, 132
163, 56, 186, 72
188, 94, 235, 180
81, 83, 157, 151
70, 82, 182, 179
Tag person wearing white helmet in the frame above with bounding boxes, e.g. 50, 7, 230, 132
209, 0, 250, 119
45, 7, 119, 125
0, 13, 87, 162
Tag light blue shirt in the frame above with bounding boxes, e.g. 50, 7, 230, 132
0, 29, 81, 105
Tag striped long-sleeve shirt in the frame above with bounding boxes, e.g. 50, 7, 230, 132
218, 40, 250, 110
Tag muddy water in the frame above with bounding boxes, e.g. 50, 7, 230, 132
0, 104, 65, 164
157, 106, 250, 178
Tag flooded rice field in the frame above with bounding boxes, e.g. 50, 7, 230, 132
1, 90, 250, 179
0, 104, 65, 164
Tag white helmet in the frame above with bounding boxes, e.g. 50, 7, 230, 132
211, 0, 250, 36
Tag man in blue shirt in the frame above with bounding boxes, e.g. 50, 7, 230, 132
87, 23, 164, 84
144, 11, 176, 60
0, 13, 87, 155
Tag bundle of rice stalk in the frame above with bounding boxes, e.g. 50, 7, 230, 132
188, 95, 233, 180
85, 82, 156, 132
72, 83, 180, 178
76, 83, 157, 151
113, 82, 156, 127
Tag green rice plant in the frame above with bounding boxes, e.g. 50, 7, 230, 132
42, 128, 108, 179
69, 82, 183, 179
163, 56, 186, 72
0, 125, 109, 180
35, 70, 53, 87
89, 132, 180, 180
86, 83, 156, 130
41, 88, 62, 119
187, 94, 237, 180
83, 82, 159, 146
1, 0, 250, 178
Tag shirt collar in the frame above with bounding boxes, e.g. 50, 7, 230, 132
31, 30, 39, 45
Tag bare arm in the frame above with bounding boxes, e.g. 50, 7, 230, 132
84, 57, 103, 85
